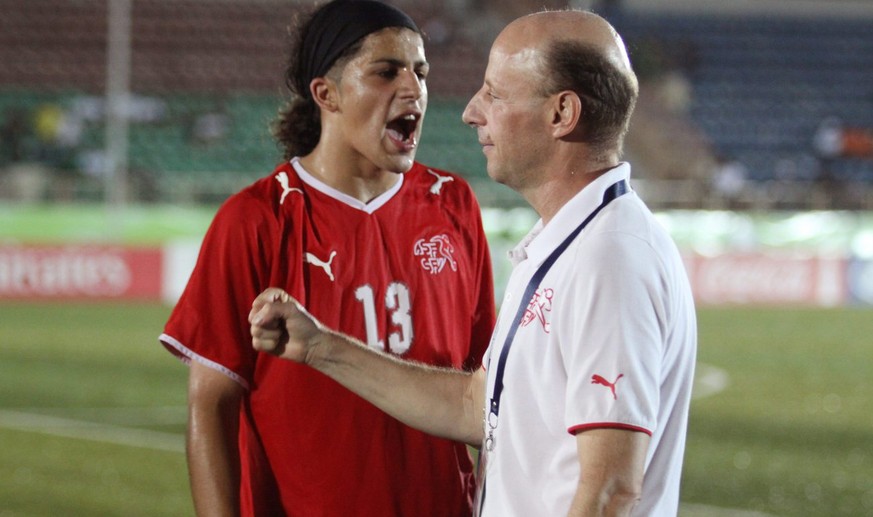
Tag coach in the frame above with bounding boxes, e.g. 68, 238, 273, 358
251, 9, 697, 516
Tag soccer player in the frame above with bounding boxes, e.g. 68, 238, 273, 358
251, 9, 697, 517
159, 1, 495, 515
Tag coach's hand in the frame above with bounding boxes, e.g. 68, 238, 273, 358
250, 288, 323, 364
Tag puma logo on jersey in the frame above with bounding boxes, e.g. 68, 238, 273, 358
276, 171, 304, 205
427, 168, 454, 195
413, 234, 457, 274
305, 251, 337, 281
591, 374, 624, 400
521, 287, 553, 332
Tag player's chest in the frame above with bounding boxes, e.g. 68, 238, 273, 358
293, 209, 468, 289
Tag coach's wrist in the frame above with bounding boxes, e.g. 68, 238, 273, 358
300, 324, 334, 368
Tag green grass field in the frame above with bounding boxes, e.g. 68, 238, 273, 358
0, 303, 190, 516
1, 303, 871, 516
685, 307, 873, 516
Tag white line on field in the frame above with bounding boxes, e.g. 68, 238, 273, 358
1, 361, 727, 456
693, 362, 730, 400
11, 405, 189, 426
679, 502, 776, 516
0, 409, 184, 453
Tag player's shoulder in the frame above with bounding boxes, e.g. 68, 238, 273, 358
227, 162, 297, 208
215, 162, 295, 221
409, 162, 468, 183
407, 162, 478, 203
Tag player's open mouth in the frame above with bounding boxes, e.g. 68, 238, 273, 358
386, 113, 419, 151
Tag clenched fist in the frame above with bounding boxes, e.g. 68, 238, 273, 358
249, 287, 325, 364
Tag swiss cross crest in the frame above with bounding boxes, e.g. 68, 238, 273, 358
521, 287, 554, 332
413, 234, 458, 275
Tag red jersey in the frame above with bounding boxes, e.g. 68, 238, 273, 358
160, 158, 496, 516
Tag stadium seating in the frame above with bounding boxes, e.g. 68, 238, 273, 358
613, 11, 873, 189
2, 2, 873, 208
0, 89, 495, 203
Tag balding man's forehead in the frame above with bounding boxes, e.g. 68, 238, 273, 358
515, 10, 632, 73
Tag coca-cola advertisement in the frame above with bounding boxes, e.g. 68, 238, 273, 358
683, 251, 847, 306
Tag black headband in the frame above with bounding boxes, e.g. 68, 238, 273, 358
300, 0, 419, 95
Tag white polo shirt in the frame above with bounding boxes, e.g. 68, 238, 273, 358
480, 164, 697, 516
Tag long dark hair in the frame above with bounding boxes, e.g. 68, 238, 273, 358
272, 1, 419, 160
271, 8, 364, 160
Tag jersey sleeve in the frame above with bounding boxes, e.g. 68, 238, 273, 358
561, 230, 665, 436
160, 188, 278, 388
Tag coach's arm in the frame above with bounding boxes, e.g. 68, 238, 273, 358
249, 288, 485, 447
567, 428, 649, 516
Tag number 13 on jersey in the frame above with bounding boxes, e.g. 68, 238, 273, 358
354, 282, 414, 355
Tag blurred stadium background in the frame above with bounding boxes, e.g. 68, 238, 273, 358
1, 0, 872, 515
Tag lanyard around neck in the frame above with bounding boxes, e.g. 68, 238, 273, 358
486, 179, 629, 437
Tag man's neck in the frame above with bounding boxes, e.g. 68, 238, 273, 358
525, 163, 617, 225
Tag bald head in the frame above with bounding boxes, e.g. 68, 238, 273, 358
494, 10, 638, 155
501, 10, 633, 76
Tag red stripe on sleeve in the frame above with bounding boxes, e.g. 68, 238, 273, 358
568, 422, 653, 436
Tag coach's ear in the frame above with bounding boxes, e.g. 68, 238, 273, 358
310, 77, 340, 113
548, 90, 582, 139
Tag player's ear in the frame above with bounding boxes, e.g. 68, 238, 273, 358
310, 77, 339, 113
548, 90, 582, 139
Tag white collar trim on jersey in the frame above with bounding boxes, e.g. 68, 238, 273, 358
290, 157, 404, 214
